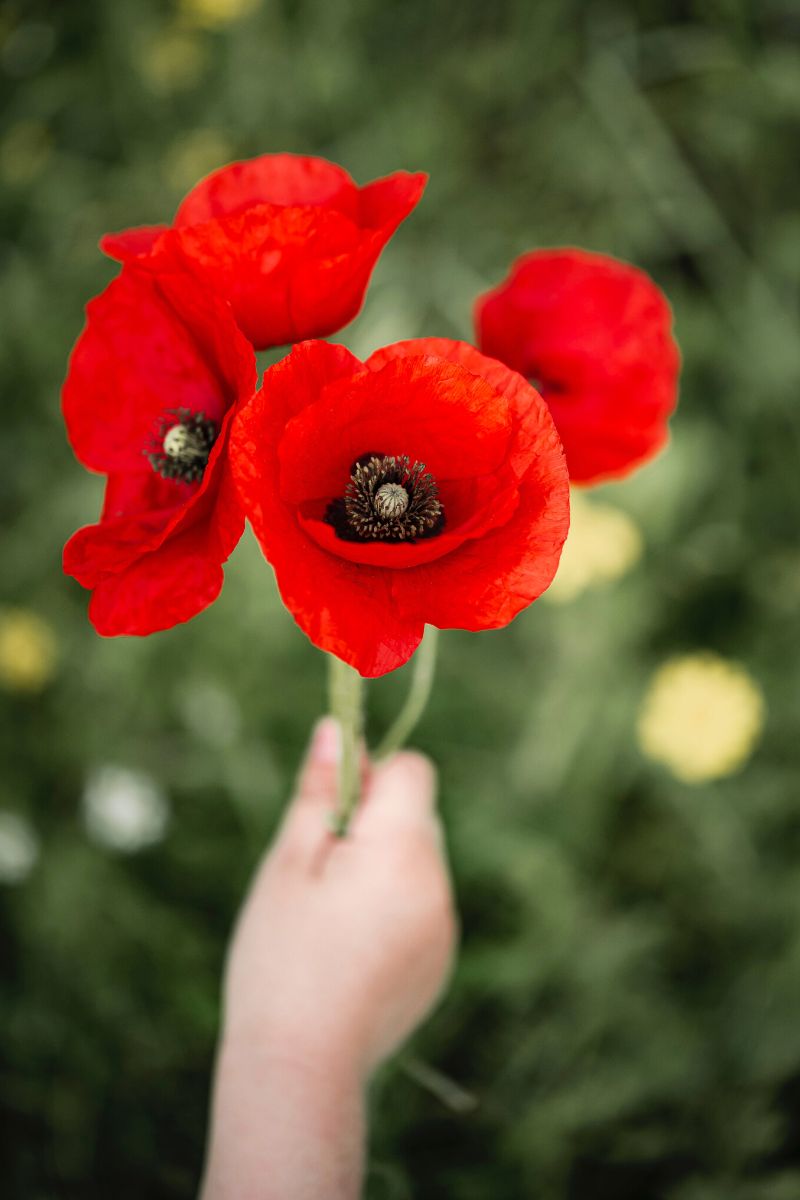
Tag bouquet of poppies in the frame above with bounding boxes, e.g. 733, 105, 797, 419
62, 153, 680, 833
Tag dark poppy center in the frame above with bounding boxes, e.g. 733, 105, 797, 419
325, 453, 445, 543
528, 374, 565, 399
147, 409, 217, 484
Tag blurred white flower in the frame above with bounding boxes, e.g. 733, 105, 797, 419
546, 492, 643, 604
178, 680, 241, 748
83, 767, 170, 853
0, 812, 40, 885
637, 653, 765, 784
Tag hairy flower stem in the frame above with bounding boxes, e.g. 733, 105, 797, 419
327, 655, 365, 837
374, 626, 439, 761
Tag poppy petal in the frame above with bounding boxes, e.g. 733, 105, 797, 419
231, 339, 570, 676
394, 438, 569, 629
164, 204, 363, 346
358, 171, 428, 231
99, 156, 426, 349
63, 268, 254, 475
277, 355, 511, 506
63, 268, 253, 635
475, 248, 680, 484
231, 340, 424, 676
87, 527, 226, 637
100, 224, 168, 261
174, 153, 360, 225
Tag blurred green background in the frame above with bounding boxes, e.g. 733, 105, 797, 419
2, 1, 800, 1197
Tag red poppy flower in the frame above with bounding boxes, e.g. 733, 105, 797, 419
230, 338, 570, 677
100, 154, 427, 350
475, 248, 680, 484
63, 268, 256, 636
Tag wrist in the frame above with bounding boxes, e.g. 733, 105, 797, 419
220, 989, 376, 1083
217, 1022, 368, 1094
202, 1032, 366, 1200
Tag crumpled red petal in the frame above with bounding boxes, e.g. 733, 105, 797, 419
475, 248, 680, 484
232, 340, 424, 676
63, 403, 244, 592
277, 355, 511, 504
88, 526, 225, 637
174, 153, 359, 225
365, 339, 570, 628
100, 224, 166, 260
100, 154, 427, 350
63, 269, 253, 475
230, 337, 570, 676
63, 266, 255, 636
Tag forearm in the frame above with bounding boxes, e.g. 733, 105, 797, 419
198, 741, 453, 1198
199, 1038, 366, 1200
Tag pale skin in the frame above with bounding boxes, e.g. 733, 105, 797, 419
200, 717, 458, 1200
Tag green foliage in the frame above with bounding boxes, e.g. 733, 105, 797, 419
1, 1, 799, 1197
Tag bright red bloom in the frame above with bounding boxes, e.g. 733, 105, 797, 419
475, 248, 680, 484
63, 268, 256, 635
100, 154, 427, 350
230, 338, 570, 677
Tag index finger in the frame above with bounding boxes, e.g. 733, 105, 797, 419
355, 750, 439, 833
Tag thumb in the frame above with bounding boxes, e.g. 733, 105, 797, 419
292, 717, 341, 812
272, 718, 343, 857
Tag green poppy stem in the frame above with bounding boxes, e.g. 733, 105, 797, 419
373, 626, 439, 761
327, 654, 365, 837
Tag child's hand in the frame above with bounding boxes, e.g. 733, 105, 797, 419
222, 717, 457, 1075
201, 720, 457, 1199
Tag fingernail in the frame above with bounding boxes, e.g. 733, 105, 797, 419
309, 716, 341, 765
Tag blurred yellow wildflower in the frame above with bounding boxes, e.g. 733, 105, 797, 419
0, 119, 51, 186
0, 610, 58, 693
546, 491, 643, 604
178, 0, 260, 30
637, 653, 765, 783
163, 129, 233, 193
136, 29, 206, 94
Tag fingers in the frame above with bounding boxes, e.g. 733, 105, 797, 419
293, 716, 341, 809
358, 751, 439, 832
281, 718, 371, 852
281, 723, 440, 859
274, 717, 341, 854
